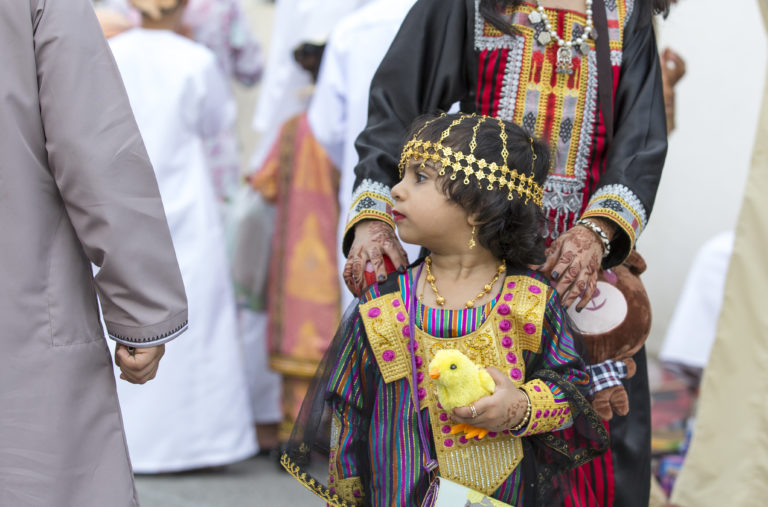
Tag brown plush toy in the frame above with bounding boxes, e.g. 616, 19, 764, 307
567, 251, 652, 420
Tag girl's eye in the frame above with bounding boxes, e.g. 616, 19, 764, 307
416, 171, 428, 183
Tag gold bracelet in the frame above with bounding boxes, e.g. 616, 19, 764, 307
510, 390, 532, 432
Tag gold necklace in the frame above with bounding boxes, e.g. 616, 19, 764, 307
424, 256, 506, 309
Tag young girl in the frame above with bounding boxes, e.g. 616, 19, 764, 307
342, 2, 669, 504
282, 113, 607, 506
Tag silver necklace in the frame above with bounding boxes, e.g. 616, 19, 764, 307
528, 0, 596, 74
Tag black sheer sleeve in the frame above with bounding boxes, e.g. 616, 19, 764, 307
580, 7, 668, 267
343, 0, 476, 255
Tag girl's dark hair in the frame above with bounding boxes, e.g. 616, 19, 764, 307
478, 0, 670, 35
405, 113, 550, 269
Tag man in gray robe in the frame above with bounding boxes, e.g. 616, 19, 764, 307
0, 0, 188, 505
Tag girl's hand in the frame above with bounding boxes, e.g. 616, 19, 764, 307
451, 367, 529, 432
343, 220, 408, 296
539, 219, 612, 311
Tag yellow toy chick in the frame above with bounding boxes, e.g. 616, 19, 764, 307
428, 349, 496, 439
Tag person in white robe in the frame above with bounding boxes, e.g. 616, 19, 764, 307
94, 0, 262, 202
659, 231, 734, 379
108, 2, 256, 472
249, 0, 371, 170
306, 0, 419, 309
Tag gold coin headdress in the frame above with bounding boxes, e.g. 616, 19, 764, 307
398, 113, 544, 207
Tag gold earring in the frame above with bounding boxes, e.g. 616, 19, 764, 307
468, 225, 476, 249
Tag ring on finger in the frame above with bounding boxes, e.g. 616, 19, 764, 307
470, 404, 477, 419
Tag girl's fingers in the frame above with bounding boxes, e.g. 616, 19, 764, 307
451, 373, 510, 426
484, 366, 510, 386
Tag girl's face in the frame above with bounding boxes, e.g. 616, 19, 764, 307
390, 158, 472, 253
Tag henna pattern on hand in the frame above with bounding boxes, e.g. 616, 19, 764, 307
543, 226, 603, 307
343, 221, 404, 295
501, 390, 529, 429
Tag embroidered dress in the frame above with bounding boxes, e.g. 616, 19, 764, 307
342, 0, 666, 271
282, 268, 607, 506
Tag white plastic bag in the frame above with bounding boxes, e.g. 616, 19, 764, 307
224, 184, 275, 311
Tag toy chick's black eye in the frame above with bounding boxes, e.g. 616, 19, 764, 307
450, 364, 457, 370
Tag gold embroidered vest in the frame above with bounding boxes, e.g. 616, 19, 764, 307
359, 275, 549, 495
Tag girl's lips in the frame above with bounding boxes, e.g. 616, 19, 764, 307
393, 210, 406, 221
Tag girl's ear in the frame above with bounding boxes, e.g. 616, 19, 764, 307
467, 213, 487, 227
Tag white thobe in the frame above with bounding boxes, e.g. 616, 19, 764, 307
659, 231, 735, 371
307, 0, 419, 309
249, 0, 372, 169
109, 28, 256, 472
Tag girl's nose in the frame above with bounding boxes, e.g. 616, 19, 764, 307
391, 180, 404, 201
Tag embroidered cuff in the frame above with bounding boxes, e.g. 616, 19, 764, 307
331, 477, 365, 506
514, 380, 572, 436
580, 184, 647, 267
587, 359, 628, 396
281, 453, 356, 507
106, 311, 188, 347
342, 179, 395, 256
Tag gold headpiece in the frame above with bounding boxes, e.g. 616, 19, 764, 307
398, 113, 544, 207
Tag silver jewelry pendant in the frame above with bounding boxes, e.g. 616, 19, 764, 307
556, 46, 574, 74
538, 31, 552, 45
528, 10, 542, 24
580, 41, 591, 55
590, 27, 599, 40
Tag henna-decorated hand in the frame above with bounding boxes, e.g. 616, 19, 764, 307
539, 218, 614, 310
451, 367, 529, 432
343, 220, 409, 296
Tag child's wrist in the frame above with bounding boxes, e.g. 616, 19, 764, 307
509, 390, 532, 431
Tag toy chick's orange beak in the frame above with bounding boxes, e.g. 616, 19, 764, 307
429, 367, 440, 379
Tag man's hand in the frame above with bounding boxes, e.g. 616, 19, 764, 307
343, 220, 408, 296
115, 344, 165, 384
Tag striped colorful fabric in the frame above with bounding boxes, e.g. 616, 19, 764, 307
399, 270, 500, 338
325, 268, 592, 506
